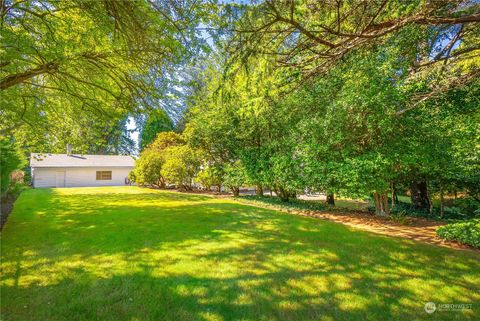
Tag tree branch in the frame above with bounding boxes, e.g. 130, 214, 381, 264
0, 61, 59, 90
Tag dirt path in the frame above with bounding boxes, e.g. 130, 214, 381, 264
231, 198, 478, 252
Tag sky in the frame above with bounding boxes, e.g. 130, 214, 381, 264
126, 117, 139, 154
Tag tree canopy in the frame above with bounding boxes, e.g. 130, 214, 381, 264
1, 0, 479, 217
1, 0, 211, 152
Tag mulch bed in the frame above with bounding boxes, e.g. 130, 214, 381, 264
0, 193, 18, 230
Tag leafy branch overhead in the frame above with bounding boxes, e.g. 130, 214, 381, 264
0, 0, 207, 141
229, 0, 480, 100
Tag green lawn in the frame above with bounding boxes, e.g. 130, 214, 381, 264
1, 187, 479, 321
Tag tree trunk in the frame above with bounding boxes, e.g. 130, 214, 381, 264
410, 180, 430, 210
159, 177, 166, 189
256, 185, 263, 196
326, 192, 335, 206
373, 192, 390, 216
382, 193, 390, 216
373, 193, 380, 214
182, 183, 193, 191
231, 186, 240, 197
216, 184, 221, 193
0, 61, 59, 90
276, 186, 290, 202
440, 182, 444, 217
390, 182, 395, 209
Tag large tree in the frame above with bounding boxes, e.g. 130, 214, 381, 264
1, 0, 210, 153
139, 109, 173, 151
228, 0, 480, 108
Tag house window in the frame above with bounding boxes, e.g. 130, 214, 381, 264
96, 171, 112, 180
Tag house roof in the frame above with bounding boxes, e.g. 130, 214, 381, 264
30, 153, 135, 168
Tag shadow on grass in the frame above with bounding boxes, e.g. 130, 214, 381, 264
1, 187, 479, 321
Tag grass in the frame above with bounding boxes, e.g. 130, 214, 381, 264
1, 186, 479, 321
239, 195, 328, 212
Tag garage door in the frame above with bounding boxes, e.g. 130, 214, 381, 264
55, 171, 65, 187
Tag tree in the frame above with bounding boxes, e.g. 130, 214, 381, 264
140, 110, 173, 151
133, 150, 165, 188
185, 22, 474, 212
132, 131, 184, 188
223, 161, 247, 197
229, 1, 480, 94
1, 0, 210, 156
149, 132, 185, 151
161, 145, 200, 190
195, 165, 223, 192
0, 137, 25, 195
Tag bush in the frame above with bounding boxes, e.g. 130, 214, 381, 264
390, 200, 478, 220
436, 219, 480, 248
0, 137, 25, 196
223, 161, 247, 197
195, 166, 222, 191
389, 210, 410, 225
133, 150, 165, 187
451, 198, 480, 218
391, 201, 431, 217
161, 145, 200, 190
133, 131, 184, 188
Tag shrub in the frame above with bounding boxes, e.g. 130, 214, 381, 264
442, 206, 469, 220
133, 131, 184, 188
391, 201, 431, 217
223, 161, 247, 197
128, 171, 136, 184
436, 219, 480, 248
0, 137, 25, 196
195, 166, 223, 191
133, 149, 165, 187
451, 198, 480, 218
389, 211, 410, 225
161, 145, 200, 190
389, 198, 480, 220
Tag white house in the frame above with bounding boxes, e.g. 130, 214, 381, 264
30, 153, 135, 188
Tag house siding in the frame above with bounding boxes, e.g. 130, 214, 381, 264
33, 167, 133, 188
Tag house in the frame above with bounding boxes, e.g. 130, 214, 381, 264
30, 153, 135, 188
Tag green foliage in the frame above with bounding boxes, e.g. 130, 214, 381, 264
437, 220, 480, 248
132, 131, 183, 187
161, 145, 200, 190
230, 1, 479, 95
184, 23, 479, 213
388, 211, 410, 225
1, 0, 210, 155
195, 166, 223, 191
127, 170, 136, 183
0, 137, 25, 195
140, 110, 173, 151
450, 198, 480, 218
223, 162, 247, 196
390, 202, 432, 218
149, 132, 185, 150
133, 150, 165, 187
